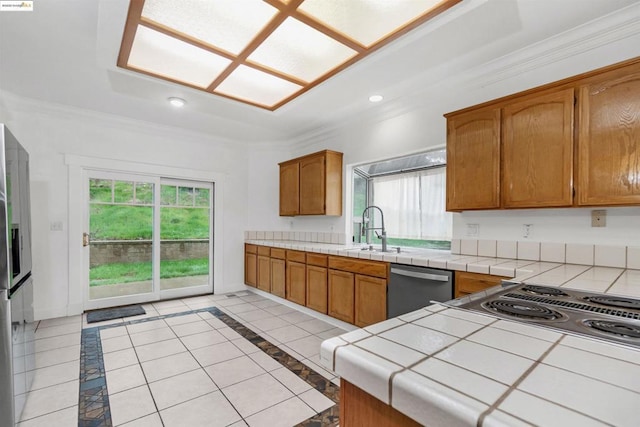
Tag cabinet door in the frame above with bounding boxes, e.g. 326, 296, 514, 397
454, 271, 507, 298
578, 67, 640, 205
354, 275, 387, 328
286, 261, 306, 305
446, 108, 501, 211
299, 154, 325, 215
270, 258, 286, 298
306, 265, 328, 314
245, 252, 257, 287
328, 269, 354, 324
280, 162, 299, 216
257, 255, 270, 292
503, 89, 574, 208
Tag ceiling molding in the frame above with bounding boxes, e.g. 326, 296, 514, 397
459, 2, 640, 91
289, 2, 640, 146
0, 90, 248, 149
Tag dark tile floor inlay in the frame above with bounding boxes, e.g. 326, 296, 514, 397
77, 302, 340, 427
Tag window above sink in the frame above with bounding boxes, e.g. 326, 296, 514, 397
352, 148, 452, 251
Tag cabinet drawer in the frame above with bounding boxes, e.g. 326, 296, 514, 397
455, 271, 508, 295
328, 256, 388, 279
307, 253, 328, 267
287, 250, 306, 263
245, 244, 257, 254
257, 246, 271, 256
270, 248, 286, 259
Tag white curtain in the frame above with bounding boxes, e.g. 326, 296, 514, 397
371, 168, 451, 241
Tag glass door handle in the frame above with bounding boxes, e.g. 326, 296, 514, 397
83, 233, 90, 247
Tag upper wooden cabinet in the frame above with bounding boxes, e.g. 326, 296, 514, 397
446, 107, 501, 211
279, 162, 299, 216
502, 88, 574, 208
279, 150, 343, 216
446, 57, 640, 211
577, 65, 640, 206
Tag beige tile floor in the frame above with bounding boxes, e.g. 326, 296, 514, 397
18, 291, 352, 427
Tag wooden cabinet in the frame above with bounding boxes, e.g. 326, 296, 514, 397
244, 244, 257, 287
455, 271, 508, 298
446, 57, 640, 211
328, 269, 355, 323
270, 248, 286, 298
340, 379, 421, 427
279, 150, 343, 216
446, 107, 501, 211
306, 254, 328, 314
577, 65, 640, 206
257, 246, 271, 292
279, 162, 299, 216
286, 250, 306, 305
502, 88, 574, 208
354, 275, 387, 327
329, 256, 389, 325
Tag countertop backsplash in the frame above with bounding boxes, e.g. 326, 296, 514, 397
245, 230, 347, 245
245, 231, 640, 270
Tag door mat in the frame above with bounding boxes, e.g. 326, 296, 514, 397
86, 305, 146, 323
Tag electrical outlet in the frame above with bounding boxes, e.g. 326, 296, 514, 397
466, 224, 479, 237
522, 224, 533, 239
592, 210, 606, 227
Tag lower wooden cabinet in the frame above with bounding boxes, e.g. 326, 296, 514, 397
286, 260, 306, 305
328, 269, 355, 324
455, 271, 508, 298
244, 244, 257, 287
257, 255, 270, 292
270, 258, 286, 298
341, 379, 421, 427
306, 265, 328, 314
244, 246, 390, 327
355, 275, 387, 327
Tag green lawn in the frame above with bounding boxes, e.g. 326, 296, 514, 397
90, 258, 209, 286
386, 238, 451, 250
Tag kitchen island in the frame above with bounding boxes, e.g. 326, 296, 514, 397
320, 301, 640, 426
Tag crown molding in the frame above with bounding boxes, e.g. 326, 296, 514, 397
0, 90, 248, 149
290, 2, 640, 145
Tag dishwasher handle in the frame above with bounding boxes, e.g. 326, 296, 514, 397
390, 267, 449, 282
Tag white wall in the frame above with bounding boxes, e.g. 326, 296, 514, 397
247, 22, 640, 247
0, 94, 250, 319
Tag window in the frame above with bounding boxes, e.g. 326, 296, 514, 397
352, 149, 452, 250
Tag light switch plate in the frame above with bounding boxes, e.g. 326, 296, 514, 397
591, 210, 606, 227
466, 223, 479, 237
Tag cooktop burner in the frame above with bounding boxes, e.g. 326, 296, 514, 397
521, 285, 570, 297
583, 296, 640, 310
482, 300, 567, 322
582, 319, 640, 340
453, 281, 640, 349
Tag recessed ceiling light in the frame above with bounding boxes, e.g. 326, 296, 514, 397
168, 97, 186, 107
118, 0, 461, 111
369, 95, 383, 103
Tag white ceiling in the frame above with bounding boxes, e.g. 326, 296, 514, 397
1, 0, 638, 143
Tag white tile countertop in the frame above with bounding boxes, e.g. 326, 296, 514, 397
245, 240, 640, 296
320, 304, 640, 426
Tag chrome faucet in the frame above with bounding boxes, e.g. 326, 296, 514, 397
361, 205, 387, 252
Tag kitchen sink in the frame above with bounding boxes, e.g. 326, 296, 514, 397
344, 246, 410, 254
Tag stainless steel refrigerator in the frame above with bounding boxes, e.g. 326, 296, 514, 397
0, 124, 34, 427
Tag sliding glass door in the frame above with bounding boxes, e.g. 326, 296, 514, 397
84, 171, 213, 309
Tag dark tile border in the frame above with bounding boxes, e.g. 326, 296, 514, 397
78, 302, 340, 427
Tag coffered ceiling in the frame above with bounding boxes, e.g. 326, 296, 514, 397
0, 0, 638, 143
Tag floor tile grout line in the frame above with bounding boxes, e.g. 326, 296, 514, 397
78, 298, 340, 427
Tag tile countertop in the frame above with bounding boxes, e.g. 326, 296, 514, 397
245, 240, 640, 298
320, 304, 640, 427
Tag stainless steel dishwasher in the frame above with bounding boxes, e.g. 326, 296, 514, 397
388, 263, 454, 318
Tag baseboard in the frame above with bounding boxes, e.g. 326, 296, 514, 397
34, 304, 79, 321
